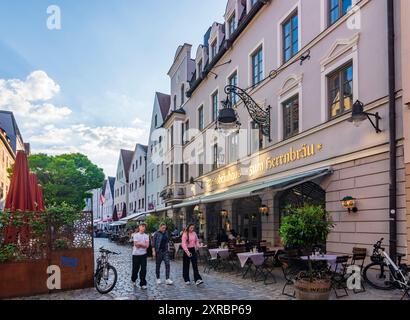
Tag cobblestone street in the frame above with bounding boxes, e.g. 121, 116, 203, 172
13, 238, 405, 301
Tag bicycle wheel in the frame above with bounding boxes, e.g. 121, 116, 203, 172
94, 265, 118, 294
363, 262, 395, 290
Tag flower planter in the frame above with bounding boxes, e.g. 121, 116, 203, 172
294, 278, 332, 300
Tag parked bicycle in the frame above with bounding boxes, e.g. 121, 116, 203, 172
94, 247, 120, 294
363, 238, 409, 300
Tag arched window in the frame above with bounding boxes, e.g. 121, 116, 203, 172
278, 182, 326, 223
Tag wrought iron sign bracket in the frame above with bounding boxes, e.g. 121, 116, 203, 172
224, 85, 272, 142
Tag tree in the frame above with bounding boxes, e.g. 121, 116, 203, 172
28, 153, 105, 211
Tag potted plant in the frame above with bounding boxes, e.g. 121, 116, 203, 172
279, 205, 334, 300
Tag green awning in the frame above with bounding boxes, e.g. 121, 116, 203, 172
173, 167, 332, 208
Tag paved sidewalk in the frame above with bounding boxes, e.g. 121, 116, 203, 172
13, 238, 406, 300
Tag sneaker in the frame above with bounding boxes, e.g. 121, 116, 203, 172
165, 279, 174, 285
141, 285, 147, 290
185, 281, 191, 285
195, 280, 203, 286
131, 281, 137, 287
156, 279, 162, 285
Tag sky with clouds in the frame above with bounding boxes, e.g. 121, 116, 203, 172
0, 0, 227, 176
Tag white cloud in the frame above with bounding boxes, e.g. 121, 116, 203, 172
0, 70, 70, 128
0, 71, 150, 176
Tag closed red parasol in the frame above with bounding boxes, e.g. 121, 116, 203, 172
28, 172, 45, 212
4, 151, 36, 244
37, 184, 45, 212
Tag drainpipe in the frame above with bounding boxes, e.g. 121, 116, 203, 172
387, 0, 397, 261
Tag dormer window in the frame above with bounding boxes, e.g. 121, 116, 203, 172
174, 95, 177, 110
211, 39, 218, 59
181, 83, 185, 106
197, 59, 203, 77
228, 12, 237, 37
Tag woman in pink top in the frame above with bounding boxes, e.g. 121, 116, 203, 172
181, 224, 203, 285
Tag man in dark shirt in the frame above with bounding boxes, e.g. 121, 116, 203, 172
152, 223, 173, 285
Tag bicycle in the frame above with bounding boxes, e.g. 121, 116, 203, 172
94, 247, 120, 294
363, 238, 410, 300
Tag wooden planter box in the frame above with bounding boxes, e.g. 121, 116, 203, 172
0, 248, 94, 299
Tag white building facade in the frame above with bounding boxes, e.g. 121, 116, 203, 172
146, 92, 171, 214
128, 144, 147, 214
113, 149, 133, 219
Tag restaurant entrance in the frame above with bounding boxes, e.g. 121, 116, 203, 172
232, 196, 262, 243
278, 181, 326, 222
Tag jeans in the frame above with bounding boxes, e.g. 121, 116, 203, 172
183, 247, 202, 282
156, 250, 171, 279
131, 254, 147, 286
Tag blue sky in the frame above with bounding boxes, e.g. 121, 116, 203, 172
0, 0, 227, 176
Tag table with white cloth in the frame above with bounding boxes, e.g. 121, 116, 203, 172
208, 248, 230, 260
237, 252, 265, 268
301, 254, 338, 270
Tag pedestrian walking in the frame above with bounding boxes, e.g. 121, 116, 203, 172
131, 223, 150, 290
152, 223, 173, 285
181, 224, 203, 286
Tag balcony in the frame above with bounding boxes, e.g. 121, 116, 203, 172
161, 183, 186, 203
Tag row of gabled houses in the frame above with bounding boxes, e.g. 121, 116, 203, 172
89, 92, 171, 227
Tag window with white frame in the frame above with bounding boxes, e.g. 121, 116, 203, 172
212, 140, 218, 171
328, 61, 353, 119
211, 90, 219, 122
282, 11, 299, 63
198, 105, 204, 131
181, 83, 185, 106
251, 46, 263, 86
228, 71, 238, 105
228, 12, 237, 37
283, 95, 299, 139
197, 59, 203, 76
211, 39, 218, 59
329, 0, 352, 26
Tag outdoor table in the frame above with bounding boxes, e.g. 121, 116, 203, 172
301, 254, 338, 270
208, 248, 230, 260
237, 252, 265, 268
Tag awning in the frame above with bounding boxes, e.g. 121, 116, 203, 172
120, 212, 146, 222
109, 221, 127, 227
136, 213, 150, 221
174, 166, 333, 208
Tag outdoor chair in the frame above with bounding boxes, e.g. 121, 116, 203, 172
254, 251, 277, 285
331, 255, 350, 298
203, 248, 219, 274
278, 253, 308, 298
351, 247, 367, 294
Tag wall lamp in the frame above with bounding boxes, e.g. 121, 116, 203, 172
348, 100, 382, 133
341, 196, 358, 213
258, 205, 269, 217
220, 209, 229, 218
